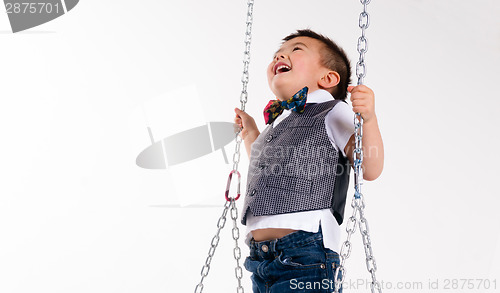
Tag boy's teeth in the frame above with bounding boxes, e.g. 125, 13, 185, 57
276, 65, 291, 73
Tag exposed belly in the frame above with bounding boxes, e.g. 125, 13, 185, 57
251, 228, 298, 242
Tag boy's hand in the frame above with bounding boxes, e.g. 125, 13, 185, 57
345, 84, 384, 181
234, 108, 259, 141
348, 85, 376, 123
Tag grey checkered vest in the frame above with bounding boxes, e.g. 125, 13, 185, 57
241, 100, 351, 225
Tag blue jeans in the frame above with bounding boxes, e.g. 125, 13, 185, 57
244, 226, 342, 293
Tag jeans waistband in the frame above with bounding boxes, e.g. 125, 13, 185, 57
248, 226, 323, 260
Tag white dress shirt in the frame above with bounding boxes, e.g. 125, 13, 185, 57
245, 89, 355, 253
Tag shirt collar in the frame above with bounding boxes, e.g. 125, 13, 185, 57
306, 89, 334, 104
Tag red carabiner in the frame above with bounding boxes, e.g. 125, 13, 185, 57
225, 169, 241, 201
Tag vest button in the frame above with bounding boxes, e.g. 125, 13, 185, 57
266, 135, 273, 142
250, 189, 256, 196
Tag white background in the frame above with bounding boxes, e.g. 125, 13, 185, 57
0, 1, 499, 292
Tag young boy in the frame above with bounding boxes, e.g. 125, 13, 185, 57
234, 29, 384, 292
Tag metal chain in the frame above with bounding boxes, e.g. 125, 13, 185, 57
233, 0, 255, 173
230, 2, 254, 289
355, 0, 370, 86
334, 1, 383, 292
194, 1, 254, 292
193, 199, 245, 293
195, 200, 231, 293
230, 200, 245, 293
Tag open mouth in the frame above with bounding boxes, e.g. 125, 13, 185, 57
274, 62, 291, 75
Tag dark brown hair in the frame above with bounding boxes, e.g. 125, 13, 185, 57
283, 29, 352, 100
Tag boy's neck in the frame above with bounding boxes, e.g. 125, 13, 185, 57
276, 87, 327, 101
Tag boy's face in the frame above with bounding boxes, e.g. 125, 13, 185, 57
267, 36, 329, 101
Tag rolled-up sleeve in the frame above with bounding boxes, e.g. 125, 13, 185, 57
324, 101, 355, 157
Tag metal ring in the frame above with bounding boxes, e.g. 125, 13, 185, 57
225, 169, 241, 201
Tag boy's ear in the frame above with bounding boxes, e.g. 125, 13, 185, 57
318, 70, 340, 90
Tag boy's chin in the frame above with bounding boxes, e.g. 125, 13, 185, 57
272, 87, 303, 100
272, 91, 292, 101
271, 83, 297, 100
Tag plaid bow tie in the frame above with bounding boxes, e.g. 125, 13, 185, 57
263, 87, 309, 125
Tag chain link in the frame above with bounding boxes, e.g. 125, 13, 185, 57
355, 0, 370, 85
195, 200, 231, 293
195, 1, 254, 292
230, 200, 245, 293
194, 199, 246, 293
334, 1, 382, 292
239, 0, 254, 111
